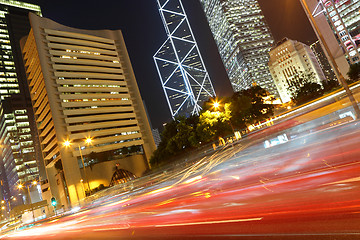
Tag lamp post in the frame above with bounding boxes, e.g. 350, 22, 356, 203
18, 180, 37, 221
300, 0, 360, 119
63, 138, 92, 196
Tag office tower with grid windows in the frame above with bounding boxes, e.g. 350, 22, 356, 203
199, 0, 276, 94
154, 0, 216, 118
0, 1, 43, 207
310, 40, 337, 81
21, 13, 156, 208
300, 0, 360, 77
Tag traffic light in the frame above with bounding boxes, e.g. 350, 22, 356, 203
51, 197, 57, 207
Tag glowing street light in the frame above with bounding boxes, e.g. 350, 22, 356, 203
17, 182, 36, 220
213, 101, 220, 110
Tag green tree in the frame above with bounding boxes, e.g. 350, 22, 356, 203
231, 86, 274, 127
321, 79, 340, 92
347, 63, 360, 83
150, 86, 275, 168
293, 82, 324, 105
149, 115, 200, 167
291, 71, 325, 105
197, 102, 232, 140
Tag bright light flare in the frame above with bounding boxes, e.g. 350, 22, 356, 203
85, 138, 92, 144
145, 186, 172, 196
63, 140, 71, 147
183, 175, 202, 184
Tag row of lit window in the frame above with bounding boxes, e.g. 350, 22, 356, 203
62, 97, 128, 103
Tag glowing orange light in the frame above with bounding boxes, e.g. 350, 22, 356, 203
63, 140, 71, 147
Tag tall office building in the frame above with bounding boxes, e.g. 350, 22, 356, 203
269, 38, 326, 103
154, 0, 216, 118
310, 40, 337, 81
200, 0, 276, 94
21, 13, 156, 208
0, 0, 41, 100
0, 95, 41, 204
300, 0, 360, 77
0, 1, 43, 205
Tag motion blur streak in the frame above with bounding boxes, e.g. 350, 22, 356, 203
2, 119, 360, 239
154, 217, 263, 227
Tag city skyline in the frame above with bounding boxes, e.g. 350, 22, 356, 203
12, 0, 317, 129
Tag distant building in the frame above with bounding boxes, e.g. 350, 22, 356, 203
151, 128, 161, 147
154, 0, 216, 118
199, 0, 277, 94
21, 13, 156, 208
0, 0, 44, 207
0, 96, 41, 205
268, 38, 326, 103
300, 0, 360, 78
310, 40, 337, 81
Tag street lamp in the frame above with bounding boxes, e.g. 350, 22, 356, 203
63, 138, 92, 196
17, 181, 37, 221
211, 100, 235, 132
213, 101, 220, 111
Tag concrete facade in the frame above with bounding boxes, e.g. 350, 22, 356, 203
21, 14, 156, 209
269, 38, 326, 103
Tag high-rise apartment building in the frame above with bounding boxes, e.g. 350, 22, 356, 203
269, 38, 326, 103
21, 13, 156, 208
154, 0, 216, 117
300, 0, 360, 77
310, 40, 337, 81
199, 0, 276, 94
0, 1, 43, 206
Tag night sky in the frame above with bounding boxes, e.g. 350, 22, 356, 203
23, 0, 317, 130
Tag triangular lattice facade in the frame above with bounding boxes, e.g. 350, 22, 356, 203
154, 0, 216, 117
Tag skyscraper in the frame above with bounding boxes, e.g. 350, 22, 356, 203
300, 0, 360, 77
0, 0, 41, 100
269, 38, 325, 103
22, 13, 156, 208
0, 95, 41, 203
0, 1, 43, 205
199, 0, 276, 94
310, 40, 337, 82
154, 0, 216, 118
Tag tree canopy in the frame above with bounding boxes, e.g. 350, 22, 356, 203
150, 86, 275, 167
347, 63, 360, 83
291, 71, 324, 105
292, 82, 324, 105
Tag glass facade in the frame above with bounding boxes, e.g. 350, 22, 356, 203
0, 1, 40, 100
312, 0, 360, 63
0, 102, 39, 200
199, 0, 276, 94
310, 40, 337, 81
0, 1, 42, 204
154, 0, 216, 117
